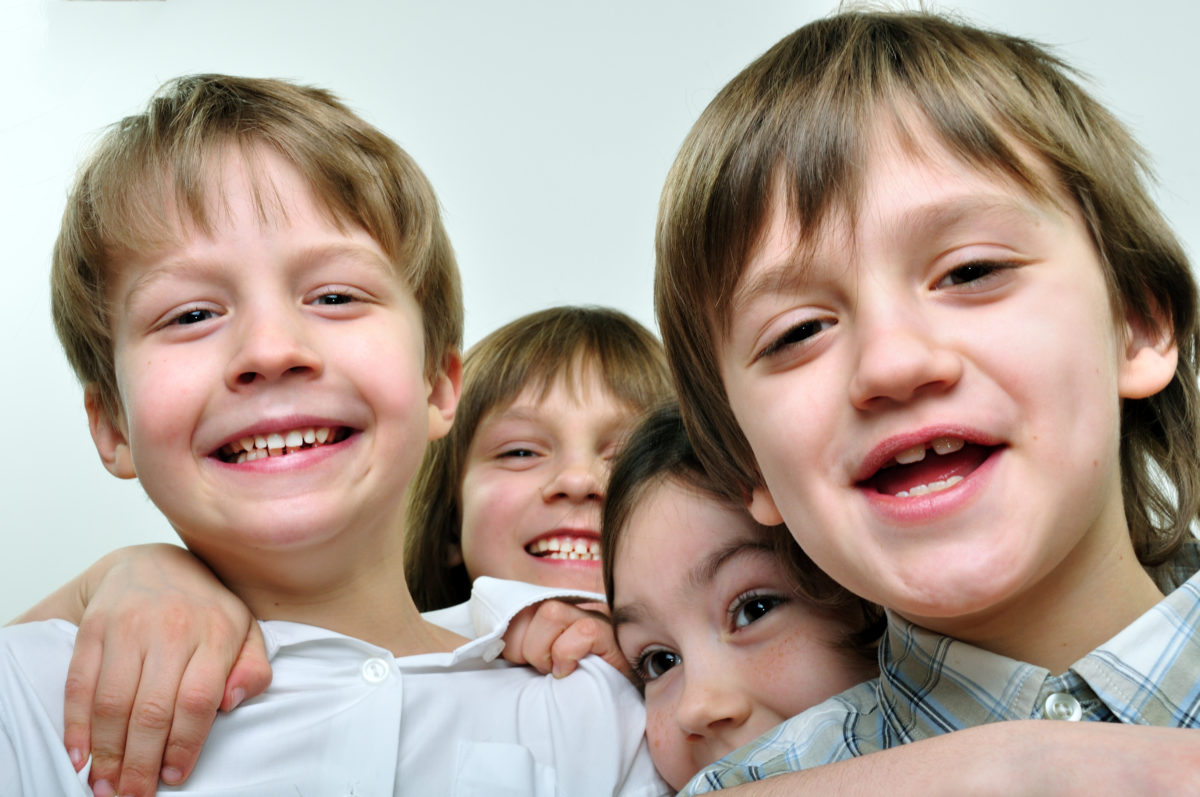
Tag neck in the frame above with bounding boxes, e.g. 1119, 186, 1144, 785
188, 525, 467, 656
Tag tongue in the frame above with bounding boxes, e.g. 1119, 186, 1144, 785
868, 444, 992, 496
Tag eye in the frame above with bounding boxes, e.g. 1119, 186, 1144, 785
170, 308, 217, 326
499, 448, 538, 459
634, 647, 681, 682
730, 592, 786, 629
935, 260, 1011, 289
313, 291, 355, 305
756, 317, 835, 361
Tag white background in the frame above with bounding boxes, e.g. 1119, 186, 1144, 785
2, 0, 1197, 621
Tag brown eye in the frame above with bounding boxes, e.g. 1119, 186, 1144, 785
638, 649, 681, 681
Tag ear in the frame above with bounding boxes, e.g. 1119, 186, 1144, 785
84, 387, 136, 480
748, 485, 785, 527
1117, 305, 1178, 400
445, 541, 464, 568
426, 349, 463, 442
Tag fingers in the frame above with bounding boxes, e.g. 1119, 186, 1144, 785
220, 620, 272, 712
62, 625, 104, 772
499, 600, 625, 678
84, 640, 146, 796
548, 615, 630, 679
150, 651, 225, 789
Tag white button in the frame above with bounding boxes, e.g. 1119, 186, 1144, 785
1043, 692, 1082, 721
361, 657, 391, 684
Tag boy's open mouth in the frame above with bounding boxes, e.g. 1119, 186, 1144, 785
525, 535, 601, 562
216, 426, 351, 464
861, 436, 997, 497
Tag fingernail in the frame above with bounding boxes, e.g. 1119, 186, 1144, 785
229, 687, 246, 710
161, 766, 183, 784
68, 747, 84, 768
92, 779, 114, 797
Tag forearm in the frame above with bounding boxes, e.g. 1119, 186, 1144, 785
701, 721, 1200, 797
7, 548, 134, 625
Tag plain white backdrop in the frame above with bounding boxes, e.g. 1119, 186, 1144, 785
2, 0, 1197, 621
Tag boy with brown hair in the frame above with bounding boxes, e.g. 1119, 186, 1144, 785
654, 8, 1200, 792
1, 73, 664, 796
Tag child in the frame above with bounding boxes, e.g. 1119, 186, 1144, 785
652, 9, 1200, 792
602, 402, 880, 790
406, 304, 673, 613
1, 73, 666, 796
17, 303, 671, 794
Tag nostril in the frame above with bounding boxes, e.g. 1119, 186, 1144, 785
236, 372, 257, 385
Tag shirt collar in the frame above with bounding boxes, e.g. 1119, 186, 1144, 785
878, 539, 1200, 732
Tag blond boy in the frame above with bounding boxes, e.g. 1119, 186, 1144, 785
654, 10, 1200, 792
0, 74, 663, 796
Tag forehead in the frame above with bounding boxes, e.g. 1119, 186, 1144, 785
729, 118, 1077, 314
614, 479, 769, 581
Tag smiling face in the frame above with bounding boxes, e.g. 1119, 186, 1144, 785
719, 119, 1177, 654
88, 146, 457, 597
457, 367, 636, 594
611, 479, 873, 790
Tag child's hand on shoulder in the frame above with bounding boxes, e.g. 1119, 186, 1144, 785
502, 599, 630, 680
64, 544, 272, 797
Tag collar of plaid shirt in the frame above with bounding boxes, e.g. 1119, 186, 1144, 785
684, 541, 1200, 793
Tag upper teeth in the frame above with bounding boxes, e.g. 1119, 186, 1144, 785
893, 436, 964, 465
526, 536, 601, 562
221, 426, 336, 463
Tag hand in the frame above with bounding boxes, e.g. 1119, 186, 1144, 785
501, 599, 631, 679
60, 544, 272, 797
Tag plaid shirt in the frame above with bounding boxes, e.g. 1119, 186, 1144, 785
683, 542, 1200, 794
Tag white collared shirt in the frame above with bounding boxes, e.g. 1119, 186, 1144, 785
0, 577, 668, 796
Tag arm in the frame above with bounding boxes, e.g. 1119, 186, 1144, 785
502, 599, 631, 679
700, 722, 1200, 796
13, 544, 271, 797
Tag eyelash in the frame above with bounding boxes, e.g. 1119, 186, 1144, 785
631, 647, 681, 684
628, 590, 788, 685
756, 317, 835, 362
934, 259, 1015, 289
729, 590, 787, 628
754, 258, 1019, 361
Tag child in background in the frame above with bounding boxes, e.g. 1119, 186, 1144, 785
407, 304, 672, 613
602, 403, 880, 790
652, 9, 1200, 792
16, 303, 671, 793
2, 73, 666, 797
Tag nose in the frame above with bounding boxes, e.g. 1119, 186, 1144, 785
541, 452, 605, 504
848, 301, 962, 410
675, 666, 752, 741
224, 303, 323, 389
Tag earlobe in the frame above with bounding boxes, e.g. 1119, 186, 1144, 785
1118, 308, 1178, 400
84, 388, 137, 480
426, 349, 463, 441
748, 485, 785, 526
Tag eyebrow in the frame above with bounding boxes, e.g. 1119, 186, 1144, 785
122, 242, 393, 306
730, 195, 1048, 315
610, 538, 775, 632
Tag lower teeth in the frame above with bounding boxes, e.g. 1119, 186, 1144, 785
895, 475, 963, 498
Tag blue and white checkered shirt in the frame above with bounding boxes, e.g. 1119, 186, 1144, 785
683, 543, 1200, 793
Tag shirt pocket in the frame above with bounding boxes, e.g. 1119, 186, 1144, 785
452, 740, 556, 797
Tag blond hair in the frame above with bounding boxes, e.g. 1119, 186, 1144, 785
405, 306, 672, 610
52, 74, 462, 425
655, 10, 1200, 581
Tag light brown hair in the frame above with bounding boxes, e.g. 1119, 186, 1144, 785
654, 10, 1200, 582
602, 402, 883, 657
405, 305, 672, 611
52, 74, 462, 426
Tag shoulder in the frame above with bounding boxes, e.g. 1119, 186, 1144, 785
682, 681, 882, 794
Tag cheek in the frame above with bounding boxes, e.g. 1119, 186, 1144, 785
643, 695, 692, 790
458, 469, 526, 573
